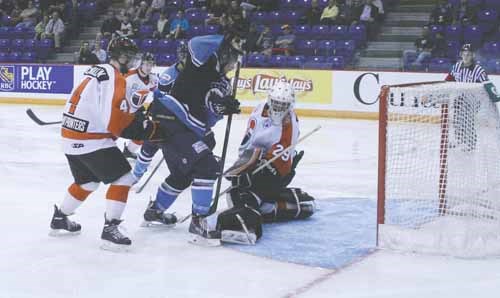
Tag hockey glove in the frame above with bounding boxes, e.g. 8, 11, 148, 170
231, 172, 253, 190
208, 94, 241, 115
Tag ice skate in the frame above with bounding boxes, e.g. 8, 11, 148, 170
141, 200, 178, 228
188, 214, 221, 247
123, 146, 137, 159
49, 205, 81, 236
100, 217, 131, 252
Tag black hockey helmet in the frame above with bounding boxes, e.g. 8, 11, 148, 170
217, 22, 249, 73
108, 36, 140, 73
461, 43, 474, 53
141, 52, 155, 64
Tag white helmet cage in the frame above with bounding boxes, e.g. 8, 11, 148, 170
267, 81, 295, 125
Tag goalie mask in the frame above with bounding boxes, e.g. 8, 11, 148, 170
267, 81, 295, 125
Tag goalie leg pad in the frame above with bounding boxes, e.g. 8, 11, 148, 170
217, 206, 263, 245
260, 188, 316, 222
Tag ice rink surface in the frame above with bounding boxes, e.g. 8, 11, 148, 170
1, 104, 500, 298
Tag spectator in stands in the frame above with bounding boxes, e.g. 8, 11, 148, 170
17, 1, 38, 28
134, 1, 152, 25
257, 25, 274, 56
169, 10, 189, 40
430, 0, 453, 25
117, 15, 134, 38
35, 15, 49, 40
244, 23, 260, 54
228, 0, 242, 16
9, 1, 22, 25
153, 11, 169, 39
151, 0, 165, 14
47, 0, 66, 17
44, 11, 65, 52
372, 0, 385, 21
207, 0, 226, 18
93, 39, 107, 63
0, 0, 14, 17
96, 0, 112, 14
300, 0, 322, 26
247, 0, 279, 11
355, 0, 379, 40
403, 26, 434, 68
101, 10, 121, 39
273, 24, 296, 56
77, 41, 100, 64
452, 0, 478, 26
432, 32, 447, 58
320, 0, 340, 25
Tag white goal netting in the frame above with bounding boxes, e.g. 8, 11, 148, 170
378, 82, 500, 258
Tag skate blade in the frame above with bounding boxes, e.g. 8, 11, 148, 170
221, 230, 256, 245
140, 221, 176, 229
100, 240, 131, 252
49, 229, 81, 237
188, 235, 221, 247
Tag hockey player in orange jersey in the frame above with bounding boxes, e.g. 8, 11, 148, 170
122, 52, 159, 159
49, 37, 164, 251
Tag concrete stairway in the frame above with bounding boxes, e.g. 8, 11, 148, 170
46, 0, 123, 64
355, 0, 435, 71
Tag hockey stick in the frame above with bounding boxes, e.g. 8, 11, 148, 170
218, 124, 322, 198
209, 60, 242, 214
26, 108, 62, 126
135, 156, 165, 194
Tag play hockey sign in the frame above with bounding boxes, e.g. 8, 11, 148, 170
0, 64, 73, 94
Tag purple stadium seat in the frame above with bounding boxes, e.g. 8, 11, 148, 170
139, 25, 154, 38
0, 27, 10, 39
156, 53, 176, 66
280, 0, 298, 9
335, 40, 355, 61
329, 56, 345, 69
317, 40, 336, 56
312, 25, 331, 39
1, 15, 12, 26
24, 27, 36, 39
304, 61, 333, 70
183, 0, 197, 9
482, 41, 500, 59
430, 25, 444, 39
8, 51, 22, 62
463, 25, 482, 48
445, 24, 462, 41
0, 52, 8, 62
484, 0, 500, 10
24, 39, 37, 51
349, 24, 367, 46
478, 9, 498, 34
21, 52, 36, 63
428, 58, 452, 72
166, 1, 182, 9
296, 40, 317, 55
246, 53, 268, 67
186, 10, 206, 25
308, 56, 326, 63
157, 39, 176, 53
252, 12, 269, 25
467, 0, 483, 7
151, 12, 161, 23
318, 0, 329, 7
295, 25, 311, 39
140, 39, 157, 53
187, 25, 204, 38
331, 25, 348, 40
270, 24, 283, 35
11, 39, 24, 51
297, 0, 312, 8
269, 55, 287, 67
283, 10, 300, 24
286, 55, 306, 68
448, 0, 460, 8
446, 40, 460, 59
487, 59, 500, 74
205, 25, 220, 35
0, 39, 10, 51
270, 11, 286, 24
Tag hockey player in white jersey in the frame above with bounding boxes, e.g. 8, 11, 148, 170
49, 37, 164, 250
122, 52, 159, 159
219, 81, 315, 244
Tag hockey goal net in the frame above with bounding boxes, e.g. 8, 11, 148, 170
377, 81, 500, 258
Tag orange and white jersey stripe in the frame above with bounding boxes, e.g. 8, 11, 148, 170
239, 103, 300, 176
61, 64, 134, 155
125, 68, 158, 112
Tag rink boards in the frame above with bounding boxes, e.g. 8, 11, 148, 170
1, 64, 499, 119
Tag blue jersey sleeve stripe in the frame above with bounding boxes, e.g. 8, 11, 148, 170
157, 93, 206, 137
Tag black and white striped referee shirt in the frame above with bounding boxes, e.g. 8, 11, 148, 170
445, 61, 489, 83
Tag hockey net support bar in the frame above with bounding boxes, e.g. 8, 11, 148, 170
377, 81, 500, 257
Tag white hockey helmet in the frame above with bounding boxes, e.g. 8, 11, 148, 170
267, 81, 295, 125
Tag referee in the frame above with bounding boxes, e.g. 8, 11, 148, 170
445, 44, 489, 152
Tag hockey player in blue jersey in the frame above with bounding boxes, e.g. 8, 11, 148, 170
132, 42, 188, 177
137, 28, 247, 244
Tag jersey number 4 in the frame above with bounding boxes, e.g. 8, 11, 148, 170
68, 77, 91, 115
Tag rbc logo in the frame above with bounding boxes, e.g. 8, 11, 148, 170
0, 66, 15, 91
